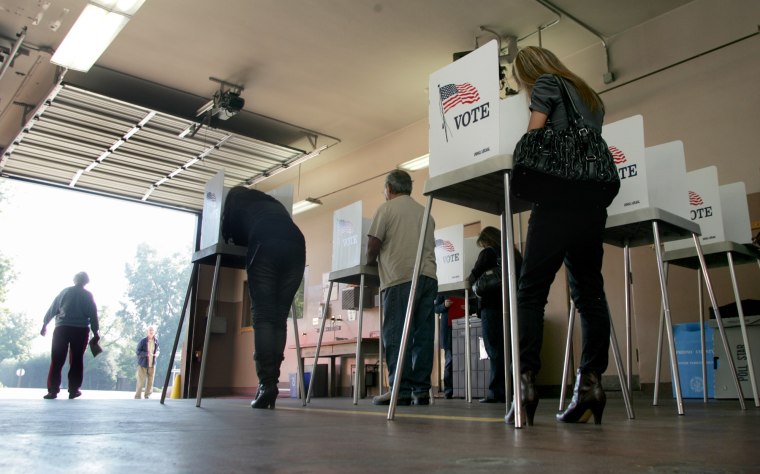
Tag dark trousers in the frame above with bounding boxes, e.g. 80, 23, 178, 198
517, 203, 611, 376
248, 239, 306, 385
47, 325, 90, 394
480, 306, 506, 400
440, 323, 453, 396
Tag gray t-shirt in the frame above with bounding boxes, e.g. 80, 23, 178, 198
367, 195, 437, 290
529, 74, 604, 131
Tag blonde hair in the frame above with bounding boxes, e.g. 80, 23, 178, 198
513, 46, 604, 113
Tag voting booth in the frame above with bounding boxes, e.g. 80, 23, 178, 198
308, 200, 380, 405
664, 167, 752, 252
428, 40, 529, 179
661, 167, 759, 406
434, 224, 480, 286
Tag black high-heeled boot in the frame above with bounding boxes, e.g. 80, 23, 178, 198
251, 382, 279, 409
504, 371, 538, 426
556, 369, 606, 424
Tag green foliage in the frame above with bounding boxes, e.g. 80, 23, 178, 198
114, 243, 192, 388
0, 310, 34, 362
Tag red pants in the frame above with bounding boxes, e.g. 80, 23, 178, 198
47, 326, 90, 394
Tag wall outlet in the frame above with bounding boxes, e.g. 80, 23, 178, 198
312, 317, 320, 326
348, 310, 356, 321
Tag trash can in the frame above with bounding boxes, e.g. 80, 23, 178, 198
672, 322, 714, 398
709, 315, 760, 399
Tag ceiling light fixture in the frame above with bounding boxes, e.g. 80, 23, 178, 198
51, 0, 147, 72
399, 153, 430, 171
292, 198, 322, 215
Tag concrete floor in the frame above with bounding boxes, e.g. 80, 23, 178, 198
1, 388, 758, 473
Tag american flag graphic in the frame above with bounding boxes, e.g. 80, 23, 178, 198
337, 219, 355, 234
439, 83, 480, 113
435, 239, 456, 252
609, 146, 626, 165
688, 191, 704, 206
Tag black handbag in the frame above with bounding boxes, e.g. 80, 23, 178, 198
472, 266, 501, 297
511, 75, 620, 207
472, 249, 502, 297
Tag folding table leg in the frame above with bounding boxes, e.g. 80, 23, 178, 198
727, 252, 759, 406
697, 270, 708, 403
653, 263, 668, 406
502, 173, 522, 427
196, 254, 222, 408
387, 195, 433, 420
623, 242, 633, 392
652, 222, 684, 415
307, 282, 333, 403
692, 236, 745, 410
353, 274, 366, 405
161, 263, 198, 404
559, 301, 576, 411
290, 301, 306, 406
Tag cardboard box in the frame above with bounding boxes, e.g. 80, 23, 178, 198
708, 315, 760, 399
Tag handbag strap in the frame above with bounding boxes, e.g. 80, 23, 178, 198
552, 74, 585, 128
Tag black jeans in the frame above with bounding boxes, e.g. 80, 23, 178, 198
47, 325, 90, 394
517, 203, 611, 376
247, 238, 306, 385
480, 306, 505, 400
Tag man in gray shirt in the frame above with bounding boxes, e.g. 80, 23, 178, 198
367, 170, 437, 405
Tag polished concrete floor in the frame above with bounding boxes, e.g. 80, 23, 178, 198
1, 388, 758, 473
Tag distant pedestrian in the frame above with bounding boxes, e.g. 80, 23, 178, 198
135, 326, 160, 399
40, 271, 99, 400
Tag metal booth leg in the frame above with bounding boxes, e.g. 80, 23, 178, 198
196, 254, 222, 407
623, 241, 633, 393
652, 221, 684, 415
161, 263, 199, 404
464, 289, 472, 403
692, 236, 746, 409
727, 252, 759, 406
353, 274, 367, 405
387, 195, 434, 420
559, 301, 577, 411
654, 263, 668, 406
290, 300, 306, 406
307, 281, 334, 403
697, 270, 708, 403
502, 172, 522, 427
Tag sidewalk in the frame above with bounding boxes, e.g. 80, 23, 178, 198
0, 387, 155, 400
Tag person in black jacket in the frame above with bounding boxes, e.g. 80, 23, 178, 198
40, 271, 99, 400
467, 226, 522, 404
510, 46, 612, 426
135, 326, 159, 399
222, 186, 306, 409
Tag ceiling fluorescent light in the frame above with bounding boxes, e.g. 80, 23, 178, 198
51, 1, 147, 72
292, 198, 322, 215
399, 153, 429, 171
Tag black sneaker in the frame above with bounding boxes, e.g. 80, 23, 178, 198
68, 390, 82, 399
43, 393, 57, 400
372, 392, 411, 406
412, 394, 430, 405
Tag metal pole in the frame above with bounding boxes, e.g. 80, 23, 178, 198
387, 195, 433, 420
609, 307, 635, 419
307, 282, 333, 403
0, 27, 26, 83
161, 263, 198, 404
559, 301, 576, 410
653, 263, 668, 406
290, 300, 306, 406
624, 243, 632, 392
196, 254, 222, 407
502, 173, 522, 428
652, 222, 684, 415
727, 252, 759, 406
697, 270, 708, 403
692, 236, 745, 409
464, 291, 472, 403
353, 274, 367, 404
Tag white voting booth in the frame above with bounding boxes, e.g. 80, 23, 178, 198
434, 224, 479, 402
662, 167, 758, 405
308, 201, 380, 405
162, 171, 305, 407
594, 116, 747, 413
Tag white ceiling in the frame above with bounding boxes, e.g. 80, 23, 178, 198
0, 0, 695, 211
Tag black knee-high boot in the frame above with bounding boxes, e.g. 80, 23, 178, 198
251, 323, 284, 409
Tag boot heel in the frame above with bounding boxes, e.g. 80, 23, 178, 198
525, 400, 538, 426
591, 401, 605, 425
